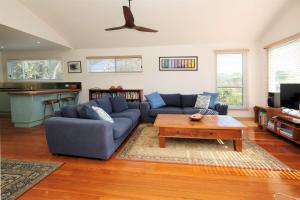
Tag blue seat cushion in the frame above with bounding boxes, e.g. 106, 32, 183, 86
149, 106, 183, 117
160, 93, 181, 107
111, 96, 129, 113
95, 95, 112, 114
145, 92, 166, 109
203, 92, 219, 109
182, 107, 200, 114
61, 105, 79, 118
112, 117, 132, 139
110, 109, 140, 123
77, 105, 100, 120
181, 95, 197, 107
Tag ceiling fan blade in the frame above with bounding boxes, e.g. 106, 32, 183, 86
134, 26, 158, 32
105, 25, 126, 31
123, 6, 134, 25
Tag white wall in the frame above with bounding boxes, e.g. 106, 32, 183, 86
257, 0, 300, 105
0, 0, 71, 48
260, 0, 300, 45
1, 42, 265, 117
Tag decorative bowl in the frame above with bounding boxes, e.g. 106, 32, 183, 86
189, 113, 204, 121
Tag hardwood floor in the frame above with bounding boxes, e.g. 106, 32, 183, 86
1, 117, 300, 200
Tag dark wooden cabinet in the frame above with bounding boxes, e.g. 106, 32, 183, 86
89, 89, 143, 102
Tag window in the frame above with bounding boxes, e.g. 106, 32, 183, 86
268, 39, 300, 93
87, 56, 142, 73
7, 59, 63, 80
216, 51, 247, 108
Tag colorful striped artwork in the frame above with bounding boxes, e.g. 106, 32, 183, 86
159, 56, 198, 71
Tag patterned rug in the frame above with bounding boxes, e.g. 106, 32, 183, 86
1, 159, 62, 200
116, 125, 290, 170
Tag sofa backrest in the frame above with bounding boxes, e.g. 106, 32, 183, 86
181, 94, 197, 107
95, 95, 113, 114
160, 94, 181, 107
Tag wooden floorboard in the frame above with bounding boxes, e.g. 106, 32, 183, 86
1, 117, 300, 200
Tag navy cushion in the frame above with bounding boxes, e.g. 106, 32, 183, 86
149, 106, 183, 117
203, 92, 219, 109
160, 94, 181, 107
61, 105, 79, 118
96, 95, 112, 114
77, 105, 100, 120
181, 95, 197, 107
110, 109, 140, 123
144, 92, 166, 109
112, 117, 132, 139
111, 96, 128, 113
182, 107, 200, 114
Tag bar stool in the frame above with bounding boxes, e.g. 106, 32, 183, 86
43, 96, 61, 121
60, 96, 76, 106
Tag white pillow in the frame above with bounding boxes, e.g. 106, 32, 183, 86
92, 106, 114, 123
194, 95, 211, 109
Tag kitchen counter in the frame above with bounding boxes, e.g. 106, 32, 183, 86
7, 89, 80, 128
8, 89, 81, 95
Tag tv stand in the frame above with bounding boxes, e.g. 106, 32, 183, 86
254, 106, 300, 145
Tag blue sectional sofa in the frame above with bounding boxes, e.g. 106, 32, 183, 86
44, 96, 140, 160
141, 93, 228, 123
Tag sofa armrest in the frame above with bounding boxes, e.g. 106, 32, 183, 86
140, 101, 153, 122
44, 117, 115, 159
127, 102, 140, 109
214, 102, 228, 115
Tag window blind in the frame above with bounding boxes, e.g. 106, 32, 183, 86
268, 39, 300, 92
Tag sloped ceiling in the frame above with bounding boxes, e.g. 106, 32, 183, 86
17, 0, 290, 48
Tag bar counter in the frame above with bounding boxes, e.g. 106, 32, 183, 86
8, 89, 81, 95
8, 89, 80, 128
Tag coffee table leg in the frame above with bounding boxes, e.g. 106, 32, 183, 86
233, 139, 242, 152
159, 137, 166, 148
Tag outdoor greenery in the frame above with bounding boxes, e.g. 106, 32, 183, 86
8, 60, 63, 80
217, 87, 243, 106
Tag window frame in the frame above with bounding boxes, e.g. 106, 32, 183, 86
6, 58, 63, 82
215, 49, 248, 109
86, 55, 143, 74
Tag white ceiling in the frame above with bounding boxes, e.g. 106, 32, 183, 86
0, 25, 69, 51
6, 0, 293, 49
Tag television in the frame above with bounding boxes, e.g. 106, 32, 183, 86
280, 84, 300, 110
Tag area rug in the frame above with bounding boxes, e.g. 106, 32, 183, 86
116, 125, 290, 170
1, 159, 62, 200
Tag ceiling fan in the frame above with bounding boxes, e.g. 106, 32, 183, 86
105, 0, 158, 33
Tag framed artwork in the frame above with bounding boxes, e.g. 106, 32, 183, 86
159, 56, 198, 71
67, 61, 82, 73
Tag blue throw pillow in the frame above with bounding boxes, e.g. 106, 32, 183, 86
203, 92, 219, 109
111, 96, 128, 113
61, 105, 79, 118
77, 104, 100, 120
95, 95, 113, 114
145, 92, 166, 109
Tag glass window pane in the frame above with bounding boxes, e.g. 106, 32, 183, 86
217, 87, 243, 106
116, 58, 142, 72
7, 59, 63, 80
217, 54, 243, 87
87, 59, 115, 72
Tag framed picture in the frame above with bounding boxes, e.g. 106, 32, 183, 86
67, 61, 82, 73
159, 56, 198, 71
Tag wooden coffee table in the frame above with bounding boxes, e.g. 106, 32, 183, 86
154, 114, 246, 152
